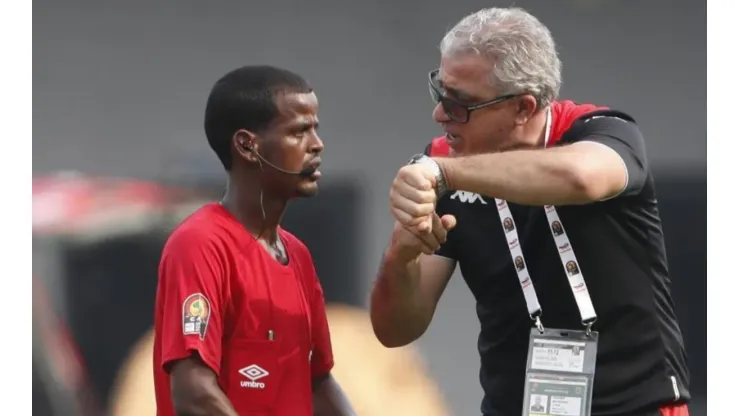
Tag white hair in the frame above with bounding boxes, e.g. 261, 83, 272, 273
440, 7, 562, 109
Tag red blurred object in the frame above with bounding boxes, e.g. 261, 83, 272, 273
32, 173, 209, 238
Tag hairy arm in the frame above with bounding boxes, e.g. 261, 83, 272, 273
370, 245, 456, 348
434, 116, 648, 206
312, 373, 355, 416
435, 142, 627, 205
169, 355, 239, 416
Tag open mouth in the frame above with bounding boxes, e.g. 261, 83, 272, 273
445, 133, 461, 147
305, 159, 322, 180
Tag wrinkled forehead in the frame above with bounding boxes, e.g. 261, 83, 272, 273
439, 54, 497, 99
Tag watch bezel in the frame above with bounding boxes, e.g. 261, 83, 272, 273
407, 154, 447, 196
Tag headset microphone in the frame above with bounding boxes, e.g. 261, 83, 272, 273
248, 144, 317, 177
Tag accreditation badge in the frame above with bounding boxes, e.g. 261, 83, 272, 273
522, 328, 598, 416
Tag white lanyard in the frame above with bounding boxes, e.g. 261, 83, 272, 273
494, 109, 597, 332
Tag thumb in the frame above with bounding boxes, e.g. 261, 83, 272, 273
440, 214, 457, 230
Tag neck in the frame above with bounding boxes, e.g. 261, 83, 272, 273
539, 106, 552, 147
221, 174, 287, 244
529, 107, 551, 148
501, 108, 550, 152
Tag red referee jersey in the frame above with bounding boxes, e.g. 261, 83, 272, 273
153, 203, 334, 416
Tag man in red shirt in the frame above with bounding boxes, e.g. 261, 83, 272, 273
153, 65, 355, 416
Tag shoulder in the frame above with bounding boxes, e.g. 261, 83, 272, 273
163, 204, 233, 258
280, 228, 307, 251
280, 229, 320, 282
562, 109, 643, 144
280, 229, 314, 262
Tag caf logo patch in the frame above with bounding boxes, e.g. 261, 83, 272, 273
182, 293, 211, 340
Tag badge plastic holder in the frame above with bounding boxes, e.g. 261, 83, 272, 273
521, 323, 599, 416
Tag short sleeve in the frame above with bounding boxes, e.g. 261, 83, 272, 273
158, 229, 226, 375
309, 267, 334, 378
574, 115, 649, 197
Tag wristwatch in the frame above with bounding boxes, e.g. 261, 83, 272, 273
407, 154, 448, 197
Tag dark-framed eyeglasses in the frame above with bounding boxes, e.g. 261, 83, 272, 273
428, 68, 519, 123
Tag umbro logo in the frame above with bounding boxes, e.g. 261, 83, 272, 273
239, 364, 269, 389
450, 191, 487, 204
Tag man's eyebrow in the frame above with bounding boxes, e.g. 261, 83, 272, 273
292, 120, 319, 131
439, 81, 478, 102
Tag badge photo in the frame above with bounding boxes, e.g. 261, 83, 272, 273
528, 394, 548, 414
182, 293, 211, 340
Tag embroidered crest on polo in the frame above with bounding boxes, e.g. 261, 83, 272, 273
182, 293, 211, 340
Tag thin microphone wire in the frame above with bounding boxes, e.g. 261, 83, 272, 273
256, 158, 268, 241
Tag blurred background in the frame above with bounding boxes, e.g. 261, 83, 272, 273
32, 0, 706, 415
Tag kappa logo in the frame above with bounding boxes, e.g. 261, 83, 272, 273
558, 243, 572, 253
239, 364, 269, 389
450, 191, 487, 204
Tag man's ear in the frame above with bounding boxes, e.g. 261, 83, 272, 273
513, 95, 538, 126
233, 129, 259, 164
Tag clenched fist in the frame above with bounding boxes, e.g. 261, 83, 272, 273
390, 163, 441, 233
390, 214, 458, 262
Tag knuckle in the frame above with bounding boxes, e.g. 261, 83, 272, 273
417, 207, 432, 217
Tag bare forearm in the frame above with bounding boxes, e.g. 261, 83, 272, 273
313, 374, 355, 416
435, 147, 593, 205
173, 384, 238, 416
370, 249, 431, 346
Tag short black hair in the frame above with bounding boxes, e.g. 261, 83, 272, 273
204, 65, 313, 170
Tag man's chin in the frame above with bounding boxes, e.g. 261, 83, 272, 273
293, 183, 319, 198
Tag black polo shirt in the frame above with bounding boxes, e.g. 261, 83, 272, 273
425, 102, 691, 416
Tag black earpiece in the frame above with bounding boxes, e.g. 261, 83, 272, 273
242, 140, 253, 151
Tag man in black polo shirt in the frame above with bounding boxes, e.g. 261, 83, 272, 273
369, 6, 691, 416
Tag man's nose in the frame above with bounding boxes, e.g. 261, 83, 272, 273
309, 134, 324, 154
432, 102, 450, 123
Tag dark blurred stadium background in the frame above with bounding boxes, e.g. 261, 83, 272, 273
33, 0, 706, 415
